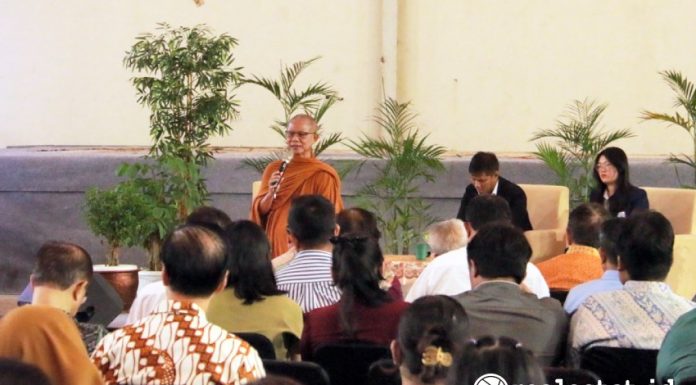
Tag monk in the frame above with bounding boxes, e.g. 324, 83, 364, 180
251, 114, 343, 257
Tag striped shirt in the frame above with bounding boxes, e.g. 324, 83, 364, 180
275, 249, 341, 313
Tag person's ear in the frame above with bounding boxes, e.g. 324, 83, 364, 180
390, 340, 402, 365
464, 222, 474, 241
215, 271, 229, 294
162, 266, 171, 287
469, 259, 478, 278
334, 224, 341, 236
287, 230, 300, 248
72, 279, 89, 304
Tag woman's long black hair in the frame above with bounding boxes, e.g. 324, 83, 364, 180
330, 232, 391, 338
225, 220, 285, 304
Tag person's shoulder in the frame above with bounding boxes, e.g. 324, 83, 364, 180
265, 294, 303, 312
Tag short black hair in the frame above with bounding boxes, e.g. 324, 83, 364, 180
468, 152, 499, 175
467, 223, 531, 283
397, 295, 469, 384
31, 241, 93, 290
617, 210, 674, 281
465, 195, 512, 231
568, 203, 609, 248
451, 336, 546, 385
600, 218, 625, 265
287, 195, 336, 248
0, 359, 51, 385
160, 225, 228, 297
225, 220, 284, 304
186, 206, 232, 233
337, 207, 381, 240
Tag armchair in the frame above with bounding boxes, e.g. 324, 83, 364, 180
519, 184, 569, 263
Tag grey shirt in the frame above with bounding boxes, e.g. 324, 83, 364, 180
453, 281, 568, 366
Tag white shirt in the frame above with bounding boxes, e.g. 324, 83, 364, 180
405, 247, 550, 301
125, 280, 167, 325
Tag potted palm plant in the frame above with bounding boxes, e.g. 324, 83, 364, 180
530, 99, 634, 207
348, 97, 446, 255
242, 57, 343, 172
641, 70, 696, 187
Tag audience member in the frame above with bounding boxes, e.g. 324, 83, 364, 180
589, 147, 649, 217
657, 308, 696, 385
208, 220, 303, 360
453, 223, 567, 366
0, 241, 103, 385
0, 358, 52, 385
406, 219, 468, 302
127, 205, 232, 324
536, 203, 609, 291
564, 218, 625, 313
448, 336, 546, 385
336, 207, 382, 240
570, 211, 695, 361
92, 225, 265, 385
456, 152, 532, 231
275, 195, 341, 312
392, 295, 469, 385
466, 195, 550, 298
301, 233, 408, 360
336, 207, 403, 299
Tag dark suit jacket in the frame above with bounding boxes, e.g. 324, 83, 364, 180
589, 185, 649, 217
456, 176, 533, 231
452, 282, 568, 366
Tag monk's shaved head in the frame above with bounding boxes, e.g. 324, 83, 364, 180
288, 114, 318, 132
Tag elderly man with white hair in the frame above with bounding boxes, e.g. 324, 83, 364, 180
405, 219, 469, 302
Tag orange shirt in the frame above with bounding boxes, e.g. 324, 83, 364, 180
0, 305, 104, 385
251, 157, 343, 257
535, 245, 603, 291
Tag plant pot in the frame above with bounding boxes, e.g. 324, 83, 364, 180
137, 270, 162, 294
94, 264, 139, 312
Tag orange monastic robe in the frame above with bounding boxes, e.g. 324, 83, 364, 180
251, 157, 343, 257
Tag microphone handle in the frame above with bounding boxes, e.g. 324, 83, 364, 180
273, 160, 289, 200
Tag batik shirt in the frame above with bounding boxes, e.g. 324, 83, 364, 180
92, 300, 265, 385
570, 281, 695, 357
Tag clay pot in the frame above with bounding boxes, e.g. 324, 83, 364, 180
93, 264, 139, 312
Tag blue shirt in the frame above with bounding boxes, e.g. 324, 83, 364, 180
564, 270, 623, 314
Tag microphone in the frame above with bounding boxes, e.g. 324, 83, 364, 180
272, 158, 291, 200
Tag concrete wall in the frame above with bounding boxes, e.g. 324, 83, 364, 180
2, 1, 696, 154
0, 147, 686, 293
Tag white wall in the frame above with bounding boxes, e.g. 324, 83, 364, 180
398, 0, 696, 155
1, 0, 696, 155
0, 0, 384, 148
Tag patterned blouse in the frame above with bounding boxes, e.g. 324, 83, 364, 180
92, 300, 265, 385
570, 281, 695, 361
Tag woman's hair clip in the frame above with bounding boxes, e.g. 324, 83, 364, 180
421, 346, 452, 367
329, 235, 368, 246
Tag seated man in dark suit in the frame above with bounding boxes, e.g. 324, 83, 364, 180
456, 151, 532, 231
452, 222, 567, 366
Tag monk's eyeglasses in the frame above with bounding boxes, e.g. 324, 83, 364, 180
285, 130, 316, 139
